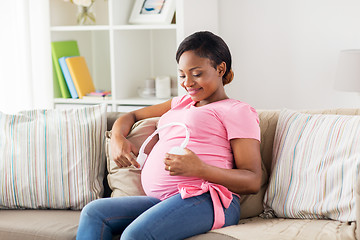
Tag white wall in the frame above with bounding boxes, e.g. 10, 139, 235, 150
218, 0, 360, 109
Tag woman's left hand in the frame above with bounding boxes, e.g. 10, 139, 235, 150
164, 148, 206, 177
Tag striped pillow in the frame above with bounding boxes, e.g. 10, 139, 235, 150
0, 104, 107, 210
264, 109, 360, 221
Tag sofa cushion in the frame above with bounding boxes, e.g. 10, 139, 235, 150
0, 209, 80, 240
106, 117, 159, 197
0, 104, 107, 210
264, 109, 360, 221
207, 217, 356, 240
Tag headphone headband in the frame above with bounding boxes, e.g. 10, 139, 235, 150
137, 122, 190, 169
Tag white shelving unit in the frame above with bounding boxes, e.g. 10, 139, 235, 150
49, 0, 219, 112
50, 0, 178, 112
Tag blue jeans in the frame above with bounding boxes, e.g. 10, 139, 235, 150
76, 193, 240, 240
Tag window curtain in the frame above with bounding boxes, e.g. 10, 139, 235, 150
0, 0, 53, 114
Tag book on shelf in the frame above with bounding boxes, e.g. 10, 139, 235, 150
82, 91, 112, 100
51, 40, 80, 98
59, 56, 78, 99
65, 56, 95, 99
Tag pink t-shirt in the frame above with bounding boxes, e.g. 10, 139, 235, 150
141, 94, 260, 201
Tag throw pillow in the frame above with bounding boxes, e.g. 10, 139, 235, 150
106, 117, 159, 197
0, 104, 107, 210
264, 109, 360, 221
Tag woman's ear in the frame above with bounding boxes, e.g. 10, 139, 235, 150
217, 62, 227, 77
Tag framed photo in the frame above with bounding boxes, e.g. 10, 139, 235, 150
129, 0, 176, 25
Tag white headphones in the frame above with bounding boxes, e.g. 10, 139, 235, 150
136, 122, 190, 169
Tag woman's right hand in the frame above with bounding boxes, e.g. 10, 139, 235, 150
109, 99, 172, 169
110, 134, 140, 168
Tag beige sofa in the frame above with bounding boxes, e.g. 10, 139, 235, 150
0, 109, 359, 240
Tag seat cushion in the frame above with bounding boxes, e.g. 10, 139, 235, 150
0, 211, 355, 240
0, 209, 80, 240
208, 217, 356, 240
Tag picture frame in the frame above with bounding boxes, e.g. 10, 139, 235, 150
129, 0, 176, 25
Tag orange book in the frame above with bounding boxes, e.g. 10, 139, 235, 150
65, 56, 95, 98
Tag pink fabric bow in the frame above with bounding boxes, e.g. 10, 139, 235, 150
177, 181, 233, 230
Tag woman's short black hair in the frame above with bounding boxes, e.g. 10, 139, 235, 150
176, 31, 233, 85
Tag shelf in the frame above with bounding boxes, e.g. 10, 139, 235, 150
50, 0, 179, 113
50, 25, 110, 31
50, 24, 177, 32
54, 98, 113, 105
112, 24, 177, 30
113, 97, 170, 105
54, 97, 170, 106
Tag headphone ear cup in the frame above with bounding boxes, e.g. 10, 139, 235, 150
168, 146, 186, 155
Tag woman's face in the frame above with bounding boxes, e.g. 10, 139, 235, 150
177, 50, 227, 105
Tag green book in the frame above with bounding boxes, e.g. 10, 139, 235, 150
51, 40, 80, 98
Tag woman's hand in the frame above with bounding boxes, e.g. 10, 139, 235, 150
164, 148, 206, 177
164, 139, 262, 195
109, 100, 172, 169
110, 134, 140, 168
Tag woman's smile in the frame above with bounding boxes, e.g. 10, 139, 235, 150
187, 87, 202, 96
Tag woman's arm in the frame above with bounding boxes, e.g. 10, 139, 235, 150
111, 99, 172, 168
164, 138, 262, 195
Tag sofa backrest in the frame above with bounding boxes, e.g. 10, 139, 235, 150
105, 108, 360, 218
107, 112, 124, 132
